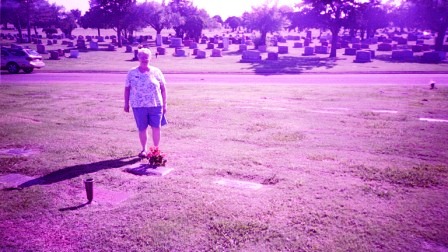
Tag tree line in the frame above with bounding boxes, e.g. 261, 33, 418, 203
1, 0, 446, 56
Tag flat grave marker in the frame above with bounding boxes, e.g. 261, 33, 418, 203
215, 178, 263, 190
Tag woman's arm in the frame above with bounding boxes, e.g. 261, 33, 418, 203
124, 86, 130, 112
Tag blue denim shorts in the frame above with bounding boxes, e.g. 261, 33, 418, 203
132, 107, 163, 130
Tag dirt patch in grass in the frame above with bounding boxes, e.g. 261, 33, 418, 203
0, 81, 447, 250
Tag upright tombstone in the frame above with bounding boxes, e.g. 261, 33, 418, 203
258, 45, 267, 53
170, 37, 182, 48
392, 50, 413, 61
108, 44, 116, 51
211, 49, 222, 57
239, 44, 248, 52
240, 50, 261, 62
125, 45, 132, 53
207, 43, 215, 49
222, 37, 229, 51
189, 42, 198, 49
36, 44, 46, 54
47, 40, 53, 46
421, 51, 443, 63
77, 39, 87, 50
304, 38, 311, 47
303, 46, 315, 56
344, 48, 357, 55
377, 43, 392, 51
89, 41, 99, 50
354, 50, 372, 63
196, 50, 206, 59
306, 30, 312, 40
157, 47, 166, 55
267, 52, 278, 60
174, 49, 186, 57
293, 42, 303, 48
69, 49, 79, 58
98, 36, 105, 42
352, 43, 362, 50
162, 36, 169, 45
278, 46, 288, 54
315, 46, 329, 54
49, 50, 60, 60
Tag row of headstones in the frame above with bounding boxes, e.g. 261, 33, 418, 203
238, 47, 446, 63
34, 40, 118, 54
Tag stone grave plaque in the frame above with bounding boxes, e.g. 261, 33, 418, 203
0, 173, 37, 189
215, 178, 263, 190
124, 163, 173, 176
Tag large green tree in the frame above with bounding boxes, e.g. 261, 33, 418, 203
244, 4, 285, 47
225, 16, 242, 32
58, 9, 79, 37
89, 0, 137, 47
409, 0, 448, 51
141, 1, 174, 35
79, 6, 109, 36
302, 0, 357, 57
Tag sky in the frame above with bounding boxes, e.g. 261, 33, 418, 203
48, 0, 298, 19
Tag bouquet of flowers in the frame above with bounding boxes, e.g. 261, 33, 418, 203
147, 146, 167, 167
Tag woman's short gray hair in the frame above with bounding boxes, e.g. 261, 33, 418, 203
137, 48, 152, 59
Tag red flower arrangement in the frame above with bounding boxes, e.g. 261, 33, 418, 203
147, 146, 167, 167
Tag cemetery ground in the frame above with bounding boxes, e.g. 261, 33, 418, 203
0, 77, 448, 251
1, 28, 447, 74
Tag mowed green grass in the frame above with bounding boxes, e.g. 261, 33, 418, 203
0, 81, 447, 251
1, 27, 447, 74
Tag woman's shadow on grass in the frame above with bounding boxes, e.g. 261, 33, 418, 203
15, 156, 140, 189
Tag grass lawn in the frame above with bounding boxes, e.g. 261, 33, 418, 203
0, 79, 447, 251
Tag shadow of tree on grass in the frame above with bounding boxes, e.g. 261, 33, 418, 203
240, 56, 338, 75
16, 156, 140, 189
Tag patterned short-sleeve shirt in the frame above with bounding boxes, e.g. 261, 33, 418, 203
125, 66, 166, 108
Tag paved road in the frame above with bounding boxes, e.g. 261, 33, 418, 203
0, 72, 446, 86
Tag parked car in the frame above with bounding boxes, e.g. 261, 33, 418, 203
1, 47, 45, 74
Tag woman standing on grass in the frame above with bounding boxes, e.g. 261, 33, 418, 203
124, 48, 167, 158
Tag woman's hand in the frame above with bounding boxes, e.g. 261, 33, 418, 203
124, 104, 130, 113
